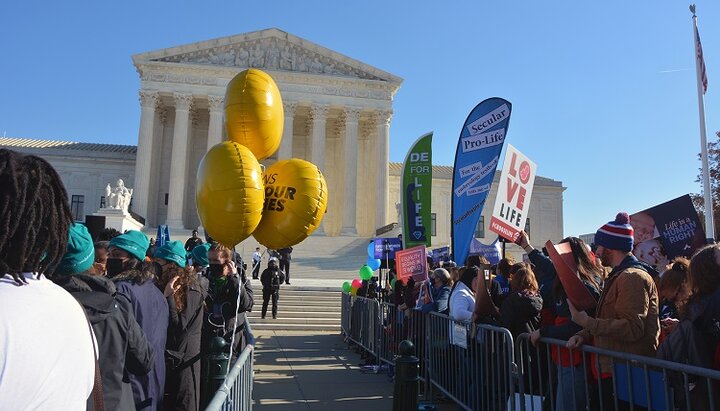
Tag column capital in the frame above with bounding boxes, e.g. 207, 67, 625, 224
139, 90, 159, 109
283, 101, 298, 116
173, 93, 194, 111
207, 95, 224, 112
372, 109, 393, 126
309, 103, 330, 120
342, 106, 362, 124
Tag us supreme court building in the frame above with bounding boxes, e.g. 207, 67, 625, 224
0, 28, 565, 249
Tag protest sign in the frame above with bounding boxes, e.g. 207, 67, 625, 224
395, 245, 428, 283
373, 237, 403, 260
402, 132, 433, 248
430, 246, 450, 263
469, 238, 502, 264
451, 98, 512, 267
545, 240, 597, 312
489, 144, 537, 242
630, 195, 706, 267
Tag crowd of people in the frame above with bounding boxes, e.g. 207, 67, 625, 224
353, 213, 720, 410
0, 150, 255, 410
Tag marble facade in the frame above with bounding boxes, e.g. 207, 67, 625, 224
131, 28, 402, 236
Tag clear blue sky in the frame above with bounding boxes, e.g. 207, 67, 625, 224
1, 1, 718, 237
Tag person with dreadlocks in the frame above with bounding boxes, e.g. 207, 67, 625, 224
109, 230, 169, 410
53, 223, 154, 411
153, 240, 206, 411
0, 149, 96, 408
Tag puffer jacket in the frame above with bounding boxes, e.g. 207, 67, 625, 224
577, 255, 660, 375
54, 274, 153, 411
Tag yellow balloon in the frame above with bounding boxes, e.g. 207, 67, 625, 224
196, 142, 264, 248
253, 159, 328, 249
225, 69, 284, 161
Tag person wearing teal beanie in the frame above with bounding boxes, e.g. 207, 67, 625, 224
152, 240, 206, 410
55, 223, 95, 276
107, 230, 150, 278
191, 243, 211, 269
154, 241, 187, 268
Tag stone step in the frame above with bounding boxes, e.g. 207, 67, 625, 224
250, 316, 338, 325
250, 323, 340, 331
275, 296, 342, 303
247, 310, 339, 319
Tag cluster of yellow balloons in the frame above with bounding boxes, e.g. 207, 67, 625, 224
196, 69, 328, 249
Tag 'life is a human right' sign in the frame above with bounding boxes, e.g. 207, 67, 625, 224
489, 144, 537, 242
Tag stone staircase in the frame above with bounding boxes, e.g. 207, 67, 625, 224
246, 286, 342, 331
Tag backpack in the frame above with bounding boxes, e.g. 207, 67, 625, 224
271, 270, 281, 291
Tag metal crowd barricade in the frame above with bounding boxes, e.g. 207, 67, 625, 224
343, 294, 381, 359
377, 301, 427, 379
516, 334, 720, 411
340, 292, 352, 338
424, 312, 516, 411
205, 318, 256, 411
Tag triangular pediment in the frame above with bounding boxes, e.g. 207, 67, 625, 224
132, 28, 402, 85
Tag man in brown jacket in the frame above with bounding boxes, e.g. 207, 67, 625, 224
567, 212, 660, 410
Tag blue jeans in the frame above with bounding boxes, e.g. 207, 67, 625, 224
556, 365, 586, 411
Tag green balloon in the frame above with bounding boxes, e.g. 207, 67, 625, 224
342, 281, 351, 293
359, 265, 373, 281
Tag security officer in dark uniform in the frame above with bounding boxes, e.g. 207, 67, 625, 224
260, 257, 285, 319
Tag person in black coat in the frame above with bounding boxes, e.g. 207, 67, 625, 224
498, 266, 543, 338
278, 247, 293, 284
260, 257, 285, 319
109, 231, 169, 410
53, 224, 153, 411
205, 243, 255, 354
154, 241, 206, 411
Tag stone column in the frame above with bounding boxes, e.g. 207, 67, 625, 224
132, 90, 159, 219
278, 101, 297, 159
166, 93, 194, 229
341, 107, 362, 235
374, 110, 393, 228
309, 104, 329, 234
309, 104, 329, 170
206, 95, 224, 152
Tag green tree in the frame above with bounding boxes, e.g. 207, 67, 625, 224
692, 131, 720, 240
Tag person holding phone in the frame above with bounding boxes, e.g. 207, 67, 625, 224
205, 244, 254, 355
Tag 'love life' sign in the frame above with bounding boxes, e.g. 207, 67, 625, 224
489, 144, 537, 242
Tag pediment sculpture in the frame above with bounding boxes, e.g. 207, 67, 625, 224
153, 37, 384, 81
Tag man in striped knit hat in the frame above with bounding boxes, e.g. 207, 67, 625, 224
567, 212, 660, 409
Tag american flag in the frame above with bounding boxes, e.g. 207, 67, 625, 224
696, 23, 708, 94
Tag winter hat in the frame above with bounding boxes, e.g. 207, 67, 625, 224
109, 230, 150, 262
56, 223, 95, 275
191, 243, 211, 268
154, 241, 187, 268
595, 212, 635, 252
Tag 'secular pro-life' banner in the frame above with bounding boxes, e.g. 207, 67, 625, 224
451, 98, 512, 267
401, 132, 433, 249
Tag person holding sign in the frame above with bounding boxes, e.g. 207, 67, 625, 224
516, 230, 602, 411
567, 213, 660, 410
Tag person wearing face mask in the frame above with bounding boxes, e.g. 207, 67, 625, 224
204, 243, 254, 355
153, 241, 206, 411
109, 230, 169, 410
53, 223, 154, 411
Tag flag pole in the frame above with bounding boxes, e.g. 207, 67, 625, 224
691, 4, 715, 243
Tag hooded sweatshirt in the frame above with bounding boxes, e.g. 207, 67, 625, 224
54, 274, 153, 411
